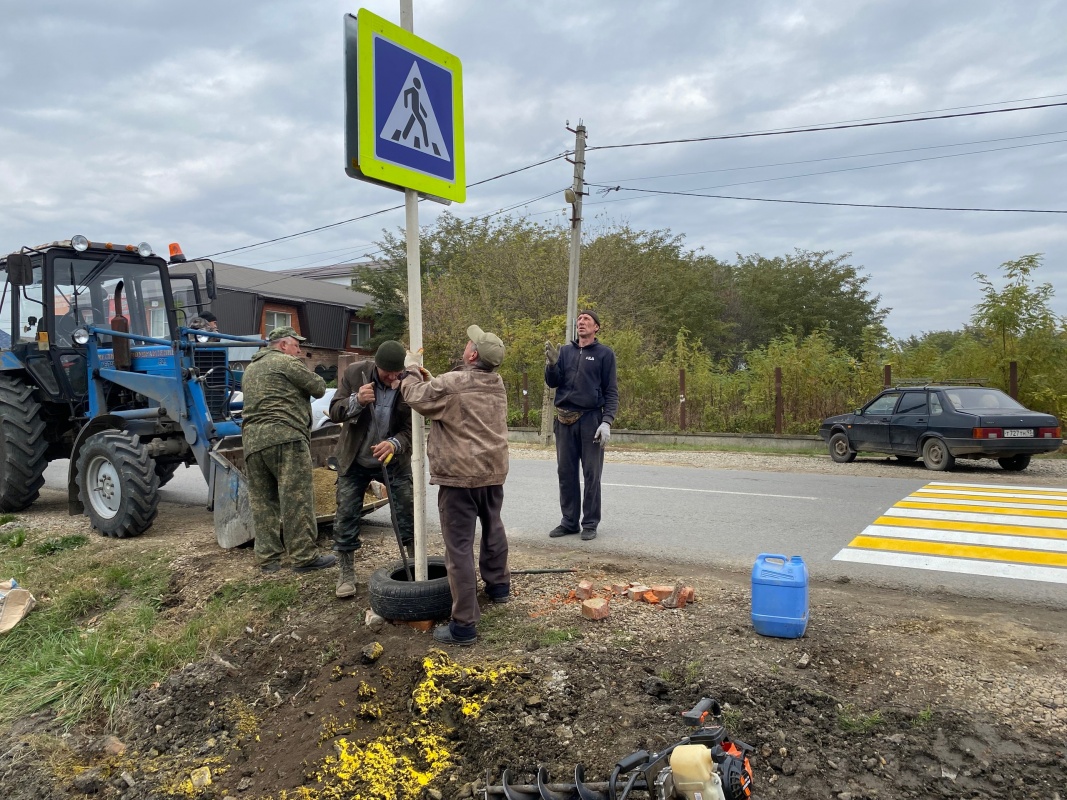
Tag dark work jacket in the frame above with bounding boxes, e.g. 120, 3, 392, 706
544, 338, 619, 424
328, 360, 413, 474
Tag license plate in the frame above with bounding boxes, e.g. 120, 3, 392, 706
1003, 429, 1034, 438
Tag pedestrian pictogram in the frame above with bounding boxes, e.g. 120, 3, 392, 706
380, 63, 450, 161
343, 9, 465, 203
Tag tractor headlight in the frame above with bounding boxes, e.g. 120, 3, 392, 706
72, 235, 89, 252
72, 327, 90, 345
137, 242, 153, 258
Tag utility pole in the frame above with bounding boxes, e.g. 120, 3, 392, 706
539, 121, 587, 445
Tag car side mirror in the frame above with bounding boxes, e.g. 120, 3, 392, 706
854, 408, 863, 415
6, 253, 33, 285
205, 267, 217, 300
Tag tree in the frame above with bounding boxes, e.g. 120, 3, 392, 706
726, 250, 888, 357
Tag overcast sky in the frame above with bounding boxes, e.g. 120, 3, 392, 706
3, 1, 1066, 338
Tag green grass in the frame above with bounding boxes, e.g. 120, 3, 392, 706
477, 608, 582, 648
0, 526, 300, 728
0, 528, 27, 548
0, 513, 17, 526
837, 705, 884, 733
33, 535, 89, 556
911, 707, 935, 728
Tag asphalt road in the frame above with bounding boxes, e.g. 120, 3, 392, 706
44, 455, 1066, 609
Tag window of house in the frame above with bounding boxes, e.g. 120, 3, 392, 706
265, 310, 292, 331
349, 321, 371, 348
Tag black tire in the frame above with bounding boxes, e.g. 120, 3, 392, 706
0, 375, 48, 512
998, 454, 1031, 471
828, 432, 856, 463
368, 555, 452, 621
155, 461, 180, 487
76, 431, 160, 538
895, 455, 918, 463
921, 437, 955, 471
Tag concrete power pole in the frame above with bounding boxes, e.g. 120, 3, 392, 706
539, 121, 587, 445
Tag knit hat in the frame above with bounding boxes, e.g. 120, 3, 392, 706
578, 310, 600, 328
374, 340, 407, 371
467, 325, 505, 367
268, 326, 305, 342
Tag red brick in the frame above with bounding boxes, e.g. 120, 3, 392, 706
650, 585, 674, 600
661, 584, 687, 609
641, 591, 659, 604
581, 598, 610, 620
405, 620, 433, 632
682, 586, 696, 603
611, 583, 630, 596
627, 585, 651, 601
575, 580, 595, 600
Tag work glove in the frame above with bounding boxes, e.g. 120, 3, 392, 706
544, 341, 560, 366
594, 422, 611, 446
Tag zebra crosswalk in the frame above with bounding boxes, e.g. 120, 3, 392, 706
833, 481, 1067, 584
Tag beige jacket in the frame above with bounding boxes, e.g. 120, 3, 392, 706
400, 365, 509, 488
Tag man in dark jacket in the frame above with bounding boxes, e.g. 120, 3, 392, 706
400, 325, 510, 646
544, 310, 619, 541
328, 340, 413, 598
242, 326, 335, 573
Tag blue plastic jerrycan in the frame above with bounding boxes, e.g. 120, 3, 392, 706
751, 554, 809, 638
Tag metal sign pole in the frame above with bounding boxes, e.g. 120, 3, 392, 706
400, 0, 428, 582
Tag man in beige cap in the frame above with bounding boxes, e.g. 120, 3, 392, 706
399, 325, 510, 646
241, 326, 336, 574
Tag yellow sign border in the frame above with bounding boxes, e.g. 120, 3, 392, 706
355, 8, 465, 202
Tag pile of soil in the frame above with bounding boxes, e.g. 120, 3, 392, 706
1, 500, 1064, 799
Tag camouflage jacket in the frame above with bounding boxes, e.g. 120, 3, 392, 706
241, 348, 326, 457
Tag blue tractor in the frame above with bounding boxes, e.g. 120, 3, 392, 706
0, 236, 245, 538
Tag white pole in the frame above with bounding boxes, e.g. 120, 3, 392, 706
400, 0, 428, 582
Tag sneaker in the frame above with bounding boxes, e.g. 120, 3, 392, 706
260, 560, 283, 573
490, 594, 512, 605
432, 624, 476, 647
292, 553, 338, 573
580, 528, 597, 541
548, 525, 580, 538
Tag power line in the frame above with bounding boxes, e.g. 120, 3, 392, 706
588, 101, 1067, 152
601, 129, 1067, 183
585, 183, 1067, 214
595, 136, 1067, 195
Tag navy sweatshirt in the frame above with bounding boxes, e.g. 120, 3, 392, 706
544, 338, 619, 424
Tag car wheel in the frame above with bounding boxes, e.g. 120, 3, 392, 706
828, 432, 856, 463
998, 454, 1031, 471
368, 555, 452, 621
921, 438, 955, 471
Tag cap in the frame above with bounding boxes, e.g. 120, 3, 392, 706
578, 310, 600, 328
467, 325, 505, 367
267, 326, 306, 342
374, 340, 407, 372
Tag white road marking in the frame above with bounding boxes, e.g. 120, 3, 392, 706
884, 507, 1067, 529
834, 549, 1067, 584
601, 482, 819, 500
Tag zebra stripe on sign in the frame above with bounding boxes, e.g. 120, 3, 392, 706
833, 481, 1067, 585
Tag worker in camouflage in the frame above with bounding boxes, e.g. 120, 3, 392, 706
241, 326, 336, 573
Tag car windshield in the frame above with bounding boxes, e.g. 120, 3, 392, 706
943, 388, 1025, 411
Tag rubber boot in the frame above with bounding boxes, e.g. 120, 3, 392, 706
335, 551, 356, 599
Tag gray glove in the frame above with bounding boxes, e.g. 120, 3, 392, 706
594, 422, 611, 446
544, 341, 560, 366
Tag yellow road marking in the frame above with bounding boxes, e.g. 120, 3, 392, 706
873, 515, 1067, 540
895, 500, 1067, 519
851, 535, 1067, 568
911, 491, 1067, 507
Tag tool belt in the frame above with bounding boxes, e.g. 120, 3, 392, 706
554, 408, 584, 425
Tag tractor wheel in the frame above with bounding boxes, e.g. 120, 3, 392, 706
368, 556, 453, 622
0, 374, 48, 512
76, 431, 160, 538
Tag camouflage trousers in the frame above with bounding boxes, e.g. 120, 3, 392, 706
246, 440, 319, 567
334, 460, 414, 552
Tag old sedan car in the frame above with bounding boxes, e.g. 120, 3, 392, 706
818, 385, 1062, 471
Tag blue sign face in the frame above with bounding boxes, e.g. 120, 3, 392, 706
373, 35, 456, 183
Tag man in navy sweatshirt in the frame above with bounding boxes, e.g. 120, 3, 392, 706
544, 310, 619, 541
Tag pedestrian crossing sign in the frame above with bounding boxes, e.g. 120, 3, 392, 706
345, 9, 465, 203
